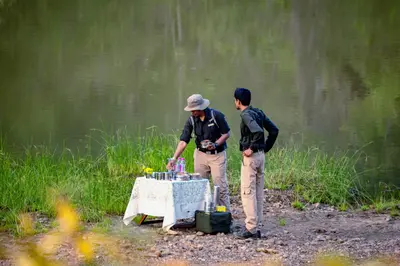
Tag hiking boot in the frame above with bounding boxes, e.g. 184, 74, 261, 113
234, 229, 261, 239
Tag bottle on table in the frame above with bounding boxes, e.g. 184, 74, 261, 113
175, 158, 181, 173
181, 158, 186, 173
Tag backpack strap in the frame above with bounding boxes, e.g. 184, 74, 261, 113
210, 109, 219, 128
189, 109, 219, 139
189, 116, 195, 138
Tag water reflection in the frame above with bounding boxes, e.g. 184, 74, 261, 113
0, 0, 399, 186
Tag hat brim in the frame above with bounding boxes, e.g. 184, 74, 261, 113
184, 99, 210, 111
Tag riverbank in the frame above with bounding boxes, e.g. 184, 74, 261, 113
1, 190, 399, 266
0, 130, 398, 233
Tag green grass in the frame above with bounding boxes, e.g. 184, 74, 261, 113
338, 203, 349, 212
0, 128, 395, 232
91, 217, 113, 233
268, 146, 368, 206
278, 218, 286, 226
291, 201, 305, 211
372, 196, 400, 214
390, 208, 399, 218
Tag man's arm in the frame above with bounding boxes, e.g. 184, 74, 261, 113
263, 114, 279, 153
171, 141, 187, 161
215, 132, 230, 147
241, 112, 264, 152
214, 111, 231, 147
167, 118, 192, 169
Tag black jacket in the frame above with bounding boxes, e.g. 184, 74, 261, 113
239, 106, 279, 152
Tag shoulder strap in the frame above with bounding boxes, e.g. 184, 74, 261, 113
189, 110, 220, 138
210, 109, 219, 128
189, 116, 195, 138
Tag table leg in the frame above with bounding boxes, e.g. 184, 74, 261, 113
133, 214, 148, 225
134, 215, 164, 225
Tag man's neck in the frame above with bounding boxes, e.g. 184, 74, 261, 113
199, 111, 206, 121
239, 105, 249, 112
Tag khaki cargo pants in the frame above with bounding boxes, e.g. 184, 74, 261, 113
194, 149, 231, 212
241, 151, 265, 233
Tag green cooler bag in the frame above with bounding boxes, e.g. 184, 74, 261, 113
195, 210, 232, 234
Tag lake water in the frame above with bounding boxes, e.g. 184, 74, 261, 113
0, 0, 399, 185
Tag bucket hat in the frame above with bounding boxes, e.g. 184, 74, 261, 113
184, 94, 210, 111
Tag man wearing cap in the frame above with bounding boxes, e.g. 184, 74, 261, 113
234, 88, 279, 239
167, 94, 232, 211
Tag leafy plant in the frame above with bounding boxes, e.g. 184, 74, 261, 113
292, 201, 305, 211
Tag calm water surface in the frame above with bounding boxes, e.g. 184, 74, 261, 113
0, 0, 399, 186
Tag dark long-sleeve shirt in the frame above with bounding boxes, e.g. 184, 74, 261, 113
239, 106, 279, 152
180, 108, 230, 151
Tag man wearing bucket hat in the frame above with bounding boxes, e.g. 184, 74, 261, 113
167, 94, 232, 211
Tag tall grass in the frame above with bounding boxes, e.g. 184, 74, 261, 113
266, 147, 366, 205
0, 129, 369, 231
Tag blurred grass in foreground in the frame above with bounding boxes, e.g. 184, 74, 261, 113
4, 196, 127, 265
0, 128, 398, 233
1, 199, 398, 266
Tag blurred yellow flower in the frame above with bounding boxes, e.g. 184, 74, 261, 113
56, 200, 79, 235
76, 236, 94, 262
16, 254, 40, 266
314, 254, 351, 266
12, 195, 141, 265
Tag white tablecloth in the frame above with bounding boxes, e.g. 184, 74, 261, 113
123, 177, 211, 231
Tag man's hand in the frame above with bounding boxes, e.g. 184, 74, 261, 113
166, 159, 176, 170
207, 142, 217, 150
243, 148, 253, 157
167, 141, 188, 170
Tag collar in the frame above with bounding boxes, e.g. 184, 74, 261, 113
204, 107, 212, 119
194, 108, 211, 122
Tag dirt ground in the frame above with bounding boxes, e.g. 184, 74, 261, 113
146, 190, 400, 265
1, 189, 400, 265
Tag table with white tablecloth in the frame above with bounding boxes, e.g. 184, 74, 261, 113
123, 177, 211, 231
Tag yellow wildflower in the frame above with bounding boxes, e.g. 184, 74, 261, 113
144, 167, 153, 174
56, 199, 79, 235
76, 236, 94, 262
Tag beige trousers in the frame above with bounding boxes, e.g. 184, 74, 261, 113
194, 149, 231, 212
241, 151, 265, 233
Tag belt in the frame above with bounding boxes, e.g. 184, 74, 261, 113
197, 147, 225, 155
